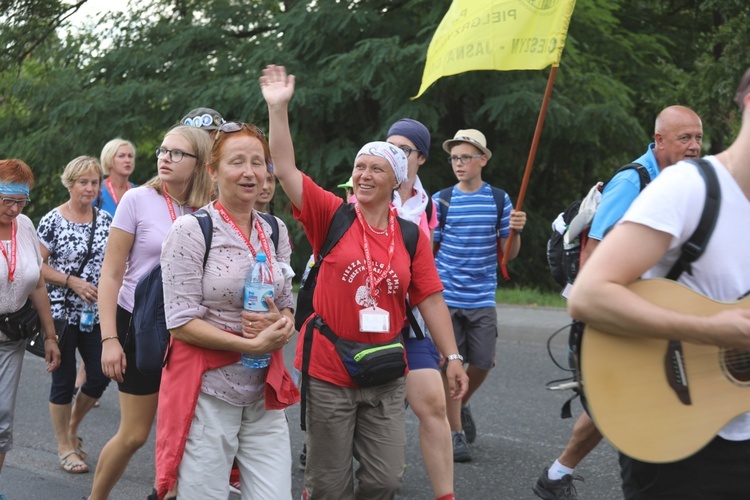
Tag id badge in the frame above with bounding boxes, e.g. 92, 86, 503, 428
359, 306, 390, 333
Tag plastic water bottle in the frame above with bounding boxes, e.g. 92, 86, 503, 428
242, 253, 273, 368
80, 302, 96, 333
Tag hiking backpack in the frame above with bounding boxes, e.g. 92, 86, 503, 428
546, 163, 651, 289
132, 210, 279, 374
554, 158, 721, 418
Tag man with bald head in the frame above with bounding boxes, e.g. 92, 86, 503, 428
534, 105, 703, 500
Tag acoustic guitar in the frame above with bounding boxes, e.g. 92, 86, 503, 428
580, 279, 750, 463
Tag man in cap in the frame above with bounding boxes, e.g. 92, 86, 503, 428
387, 119, 455, 499
433, 129, 526, 462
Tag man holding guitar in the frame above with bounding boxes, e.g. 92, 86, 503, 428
568, 69, 750, 499
535, 105, 703, 500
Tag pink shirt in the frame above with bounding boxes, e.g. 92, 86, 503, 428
111, 186, 195, 312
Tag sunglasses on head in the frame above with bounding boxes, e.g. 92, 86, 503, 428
218, 122, 266, 138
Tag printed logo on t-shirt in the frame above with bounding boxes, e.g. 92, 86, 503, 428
341, 259, 401, 306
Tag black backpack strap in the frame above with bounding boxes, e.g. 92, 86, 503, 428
257, 212, 280, 249
434, 187, 453, 255
665, 159, 720, 281
609, 162, 652, 192
490, 187, 507, 239
299, 315, 317, 431
425, 196, 434, 223
395, 216, 424, 340
191, 209, 214, 266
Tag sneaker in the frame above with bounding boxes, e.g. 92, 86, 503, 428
452, 431, 471, 463
532, 467, 584, 500
461, 404, 477, 443
299, 443, 307, 470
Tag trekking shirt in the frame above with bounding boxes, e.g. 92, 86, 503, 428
588, 143, 660, 240
432, 182, 513, 309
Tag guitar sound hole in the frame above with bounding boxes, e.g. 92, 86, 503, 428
723, 349, 750, 383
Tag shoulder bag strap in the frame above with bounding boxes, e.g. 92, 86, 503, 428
61, 207, 99, 318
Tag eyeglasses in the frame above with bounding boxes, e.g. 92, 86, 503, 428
398, 146, 421, 158
218, 122, 266, 138
155, 147, 199, 163
448, 154, 483, 165
0, 196, 30, 208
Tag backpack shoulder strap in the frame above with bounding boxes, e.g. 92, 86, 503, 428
490, 186, 507, 238
425, 196, 434, 223
395, 216, 425, 340
611, 162, 651, 192
319, 203, 356, 260
257, 212, 280, 249
395, 216, 419, 260
665, 158, 720, 281
191, 209, 214, 267
436, 187, 453, 233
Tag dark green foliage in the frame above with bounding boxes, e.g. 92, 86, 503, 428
1, 0, 749, 290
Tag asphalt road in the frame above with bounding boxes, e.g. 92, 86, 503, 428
2, 304, 624, 499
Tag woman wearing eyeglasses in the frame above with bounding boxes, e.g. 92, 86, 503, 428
0, 159, 61, 480
261, 65, 468, 500
88, 126, 214, 500
154, 121, 297, 500
36, 156, 113, 474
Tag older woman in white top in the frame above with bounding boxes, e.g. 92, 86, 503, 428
0, 159, 60, 476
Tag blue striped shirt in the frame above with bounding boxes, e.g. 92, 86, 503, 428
432, 183, 513, 308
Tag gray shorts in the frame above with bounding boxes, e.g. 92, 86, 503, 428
449, 306, 498, 370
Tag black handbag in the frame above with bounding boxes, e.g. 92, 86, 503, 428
0, 299, 42, 342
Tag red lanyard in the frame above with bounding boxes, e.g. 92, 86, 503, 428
355, 204, 396, 302
215, 201, 273, 273
105, 178, 130, 205
162, 185, 181, 223
1, 219, 17, 282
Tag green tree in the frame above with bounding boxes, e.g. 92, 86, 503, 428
1, 0, 748, 290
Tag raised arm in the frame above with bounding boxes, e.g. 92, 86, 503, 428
260, 64, 304, 209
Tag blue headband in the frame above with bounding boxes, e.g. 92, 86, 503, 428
0, 182, 30, 197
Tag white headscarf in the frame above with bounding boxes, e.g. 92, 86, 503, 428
355, 141, 408, 185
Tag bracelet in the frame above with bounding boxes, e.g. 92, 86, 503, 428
446, 353, 464, 362
44, 336, 58, 343
101, 336, 119, 344
64, 274, 71, 288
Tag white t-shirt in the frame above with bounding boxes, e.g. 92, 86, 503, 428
622, 155, 750, 440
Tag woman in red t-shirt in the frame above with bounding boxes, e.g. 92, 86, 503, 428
261, 64, 468, 500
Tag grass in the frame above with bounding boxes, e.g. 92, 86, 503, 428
495, 287, 566, 308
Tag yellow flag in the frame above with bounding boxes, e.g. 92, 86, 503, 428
414, 0, 576, 98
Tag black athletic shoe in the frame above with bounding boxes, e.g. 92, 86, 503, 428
532, 467, 584, 500
452, 431, 472, 463
461, 404, 477, 443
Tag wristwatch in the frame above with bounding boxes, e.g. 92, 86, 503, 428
446, 353, 464, 362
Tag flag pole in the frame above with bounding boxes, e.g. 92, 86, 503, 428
500, 65, 559, 279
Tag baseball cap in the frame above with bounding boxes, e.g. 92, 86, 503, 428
442, 129, 492, 160
180, 107, 226, 131
337, 176, 353, 189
